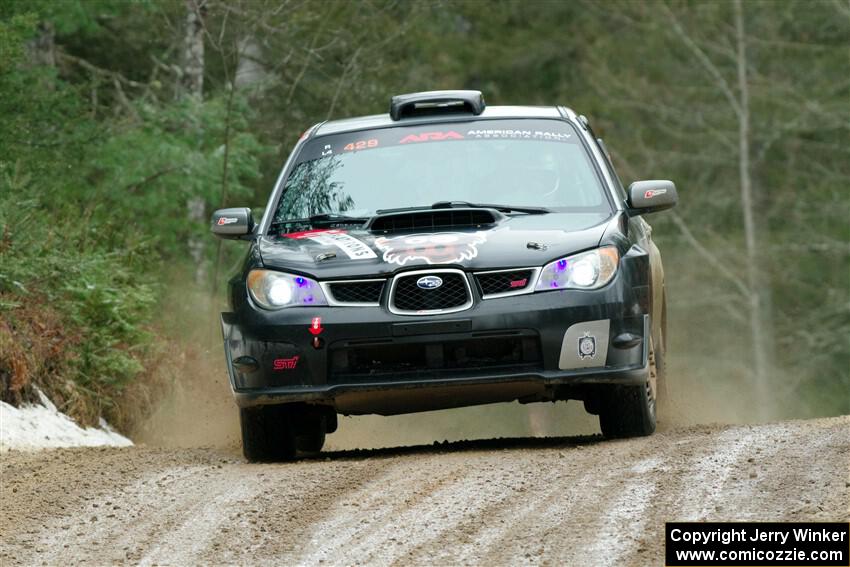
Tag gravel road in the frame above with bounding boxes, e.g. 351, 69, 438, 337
1, 416, 847, 566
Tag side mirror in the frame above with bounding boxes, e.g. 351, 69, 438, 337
211, 207, 254, 239
627, 180, 678, 215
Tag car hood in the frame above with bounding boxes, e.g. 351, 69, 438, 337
258, 212, 614, 279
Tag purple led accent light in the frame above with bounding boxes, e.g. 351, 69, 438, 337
295, 277, 309, 287
556, 259, 568, 271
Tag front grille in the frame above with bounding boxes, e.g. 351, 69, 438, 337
329, 333, 542, 382
327, 280, 384, 304
476, 269, 534, 296
391, 271, 470, 313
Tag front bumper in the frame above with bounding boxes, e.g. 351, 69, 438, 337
221, 272, 651, 415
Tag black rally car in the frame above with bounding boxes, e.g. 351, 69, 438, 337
212, 90, 678, 461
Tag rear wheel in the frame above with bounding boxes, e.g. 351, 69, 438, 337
239, 406, 297, 462
598, 335, 662, 439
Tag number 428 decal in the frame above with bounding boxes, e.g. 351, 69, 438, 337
343, 139, 379, 151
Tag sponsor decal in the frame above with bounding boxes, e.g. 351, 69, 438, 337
284, 228, 344, 239
399, 131, 464, 144
466, 129, 572, 142
343, 139, 379, 151
375, 232, 488, 266
509, 278, 528, 289
416, 275, 443, 289
217, 216, 238, 226
273, 355, 299, 371
644, 188, 668, 199
578, 332, 597, 360
321, 144, 333, 157
285, 229, 377, 260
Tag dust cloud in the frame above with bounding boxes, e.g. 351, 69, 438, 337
132, 344, 240, 450
130, 281, 241, 451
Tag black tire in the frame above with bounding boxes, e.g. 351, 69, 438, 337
295, 414, 327, 453
239, 406, 296, 462
656, 292, 669, 405
583, 394, 602, 416
598, 336, 662, 439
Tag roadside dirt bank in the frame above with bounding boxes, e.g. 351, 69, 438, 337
1, 416, 847, 566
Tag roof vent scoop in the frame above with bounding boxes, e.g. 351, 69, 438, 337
368, 208, 499, 233
389, 90, 485, 121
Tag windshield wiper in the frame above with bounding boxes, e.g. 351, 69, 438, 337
436, 201, 550, 214
376, 201, 550, 215
272, 213, 369, 231
375, 201, 552, 215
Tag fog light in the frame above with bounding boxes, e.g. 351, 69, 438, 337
232, 356, 259, 373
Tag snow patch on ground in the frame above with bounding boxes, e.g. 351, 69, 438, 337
0, 389, 132, 452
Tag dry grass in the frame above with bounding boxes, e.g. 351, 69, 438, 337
0, 292, 172, 431
0, 296, 71, 408
0, 278, 233, 440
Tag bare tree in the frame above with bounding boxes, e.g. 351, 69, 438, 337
27, 22, 56, 69
575, 0, 850, 417
733, 0, 771, 413
180, 0, 206, 97
659, 1, 774, 411
182, 0, 209, 285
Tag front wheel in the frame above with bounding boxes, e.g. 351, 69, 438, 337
294, 414, 328, 453
598, 336, 662, 438
240, 406, 297, 462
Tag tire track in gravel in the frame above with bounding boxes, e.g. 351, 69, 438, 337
2, 451, 397, 566
471, 434, 679, 566
293, 454, 484, 565
36, 466, 210, 565
612, 419, 850, 565
1, 416, 847, 566
672, 427, 773, 520
137, 471, 263, 566
403, 452, 602, 566
461, 438, 660, 567
215, 458, 399, 564
572, 455, 664, 567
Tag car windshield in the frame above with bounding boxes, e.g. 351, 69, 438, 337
270, 118, 609, 230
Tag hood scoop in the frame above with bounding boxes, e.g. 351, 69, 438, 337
367, 208, 500, 234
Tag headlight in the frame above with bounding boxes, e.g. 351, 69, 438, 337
535, 247, 619, 291
247, 269, 328, 309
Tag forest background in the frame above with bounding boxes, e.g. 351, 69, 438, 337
1, 0, 847, 439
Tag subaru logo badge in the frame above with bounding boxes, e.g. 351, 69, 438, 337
416, 275, 443, 290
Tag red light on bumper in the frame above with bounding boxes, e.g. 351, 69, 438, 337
309, 317, 324, 335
